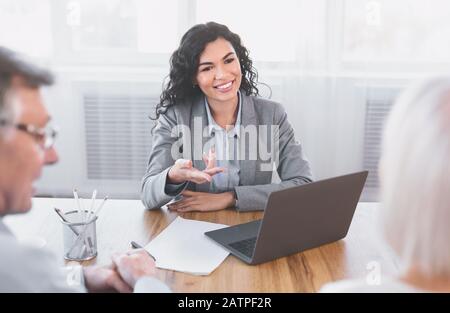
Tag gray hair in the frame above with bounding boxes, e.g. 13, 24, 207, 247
379, 77, 450, 277
0, 46, 54, 125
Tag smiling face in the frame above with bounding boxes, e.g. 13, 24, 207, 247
195, 37, 242, 107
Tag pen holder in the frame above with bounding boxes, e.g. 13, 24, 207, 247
61, 210, 98, 261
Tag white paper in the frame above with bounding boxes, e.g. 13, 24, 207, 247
145, 217, 230, 275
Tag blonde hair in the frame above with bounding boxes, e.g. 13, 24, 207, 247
379, 77, 450, 277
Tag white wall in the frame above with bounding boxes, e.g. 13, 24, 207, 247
2, 0, 450, 200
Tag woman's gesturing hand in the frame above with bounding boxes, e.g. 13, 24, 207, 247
167, 147, 224, 184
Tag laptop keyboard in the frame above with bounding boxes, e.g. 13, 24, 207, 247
228, 237, 257, 258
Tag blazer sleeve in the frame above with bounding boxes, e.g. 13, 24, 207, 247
141, 108, 187, 209
234, 103, 313, 211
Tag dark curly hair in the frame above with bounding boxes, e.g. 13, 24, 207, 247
153, 22, 259, 121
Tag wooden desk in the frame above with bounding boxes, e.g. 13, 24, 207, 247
3, 198, 399, 292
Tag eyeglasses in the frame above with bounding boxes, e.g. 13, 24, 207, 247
0, 119, 58, 150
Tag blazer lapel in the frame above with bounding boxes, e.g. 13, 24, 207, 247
239, 95, 257, 186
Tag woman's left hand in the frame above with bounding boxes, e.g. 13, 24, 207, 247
168, 190, 235, 212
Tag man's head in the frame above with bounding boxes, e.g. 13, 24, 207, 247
0, 47, 58, 216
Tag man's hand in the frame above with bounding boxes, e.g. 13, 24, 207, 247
83, 264, 132, 293
167, 190, 235, 212
111, 249, 156, 288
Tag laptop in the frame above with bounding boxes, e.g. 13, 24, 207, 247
205, 171, 368, 265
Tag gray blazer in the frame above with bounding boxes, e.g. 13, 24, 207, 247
141, 94, 313, 211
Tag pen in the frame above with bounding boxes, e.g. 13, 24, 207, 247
73, 189, 82, 220
87, 189, 97, 221
79, 197, 86, 222
54, 208, 79, 236
130, 241, 156, 261
89, 196, 108, 222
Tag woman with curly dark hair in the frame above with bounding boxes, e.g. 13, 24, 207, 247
142, 22, 313, 212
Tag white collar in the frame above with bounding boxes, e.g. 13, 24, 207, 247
204, 91, 242, 138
